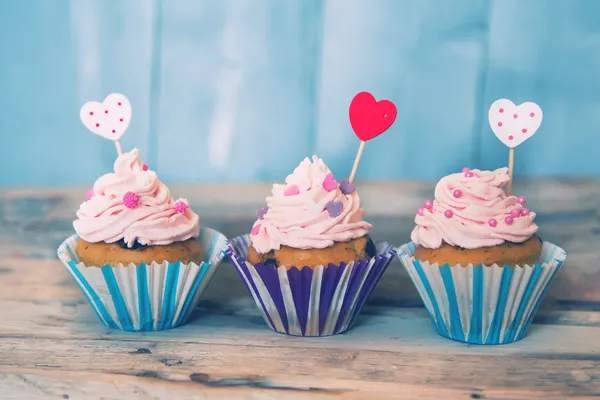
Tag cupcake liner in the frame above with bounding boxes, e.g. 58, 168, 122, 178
57, 227, 228, 331
397, 241, 566, 344
227, 235, 395, 336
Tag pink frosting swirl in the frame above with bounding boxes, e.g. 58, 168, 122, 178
250, 156, 371, 253
411, 168, 538, 249
73, 148, 200, 247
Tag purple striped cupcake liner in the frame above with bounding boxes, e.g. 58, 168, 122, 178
227, 235, 395, 336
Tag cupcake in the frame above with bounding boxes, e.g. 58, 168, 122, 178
57, 148, 227, 331
227, 156, 396, 336
397, 167, 566, 344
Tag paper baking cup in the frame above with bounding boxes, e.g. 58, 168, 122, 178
57, 227, 228, 331
227, 235, 395, 336
397, 241, 566, 344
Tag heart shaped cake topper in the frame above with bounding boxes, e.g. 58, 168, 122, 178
489, 99, 543, 148
349, 92, 397, 141
80, 93, 132, 141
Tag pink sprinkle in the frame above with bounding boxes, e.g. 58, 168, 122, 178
508, 135, 514, 140
462, 167, 470, 173
517, 196, 526, 205
513, 114, 518, 119
498, 122, 503, 127
142, 163, 148, 171
522, 128, 527, 133
424, 200, 433, 210
499, 108, 504, 113
174, 200, 188, 214
510, 209, 521, 218
86, 188, 94, 201
251, 224, 261, 236
417, 208, 424, 216
284, 185, 300, 196
123, 192, 140, 209
444, 210, 453, 218
322, 173, 338, 192
530, 112, 535, 117
488, 218, 497, 227
465, 171, 474, 178
505, 216, 514, 225
521, 208, 530, 216
453, 190, 462, 198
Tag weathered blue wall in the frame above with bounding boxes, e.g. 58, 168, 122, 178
1, 0, 599, 187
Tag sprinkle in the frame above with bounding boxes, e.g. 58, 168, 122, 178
510, 209, 520, 218
284, 185, 299, 196
505, 216, 514, 225
424, 200, 433, 210
256, 206, 268, 220
123, 192, 140, 209
488, 218, 497, 227
465, 171, 474, 178
86, 188, 94, 201
142, 163, 148, 171
462, 167, 470, 173
339, 179, 356, 195
174, 200, 188, 214
322, 173, 338, 192
251, 224, 261, 236
417, 208, 424, 216
326, 201, 343, 218
517, 196, 526, 205
453, 190, 462, 198
444, 210, 453, 218
521, 208, 530, 216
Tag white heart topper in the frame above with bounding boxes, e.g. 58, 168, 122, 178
80, 93, 132, 141
488, 99, 543, 148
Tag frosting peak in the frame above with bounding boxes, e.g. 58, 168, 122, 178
411, 168, 538, 249
250, 156, 371, 253
73, 148, 200, 247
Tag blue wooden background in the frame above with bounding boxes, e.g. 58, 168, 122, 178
1, 0, 599, 187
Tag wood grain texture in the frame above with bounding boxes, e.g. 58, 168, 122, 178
0, 180, 599, 399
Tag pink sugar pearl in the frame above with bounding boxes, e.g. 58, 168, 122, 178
505, 216, 514, 225
123, 192, 140, 209
453, 190, 462, 198
488, 218, 497, 227
521, 208, 530, 216
517, 196, 526, 205
465, 171, 474, 178
462, 167, 470, 173
510, 209, 521, 218
444, 210, 453, 218
417, 208, 424, 216
424, 200, 433, 210
86, 188, 94, 201
174, 200, 189, 214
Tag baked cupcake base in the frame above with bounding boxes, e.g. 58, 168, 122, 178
76, 238, 204, 267
247, 236, 376, 269
228, 234, 395, 336
413, 235, 542, 267
57, 227, 227, 331
397, 240, 566, 344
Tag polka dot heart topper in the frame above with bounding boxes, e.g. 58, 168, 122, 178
488, 98, 543, 194
80, 93, 132, 156
348, 91, 397, 182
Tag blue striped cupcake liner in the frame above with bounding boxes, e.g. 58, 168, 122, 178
397, 241, 566, 344
57, 227, 228, 331
227, 235, 395, 336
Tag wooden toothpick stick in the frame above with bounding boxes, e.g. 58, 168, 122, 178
507, 147, 515, 195
348, 141, 366, 183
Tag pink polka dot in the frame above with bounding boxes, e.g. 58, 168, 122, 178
105, 110, 108, 114
522, 128, 527, 133
118, 102, 122, 106
499, 108, 504, 113
89, 112, 94, 116
112, 130, 116, 133
498, 122, 503, 127
508, 135, 514, 140
513, 114, 518, 119
95, 123, 100, 127
530, 112, 535, 117
120, 118, 123, 122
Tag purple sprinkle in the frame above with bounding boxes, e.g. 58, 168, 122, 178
339, 178, 356, 195
326, 201, 343, 218
256, 206, 268, 220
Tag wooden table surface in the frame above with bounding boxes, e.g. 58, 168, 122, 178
1, 179, 599, 400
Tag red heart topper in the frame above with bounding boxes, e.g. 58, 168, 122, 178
349, 92, 397, 141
